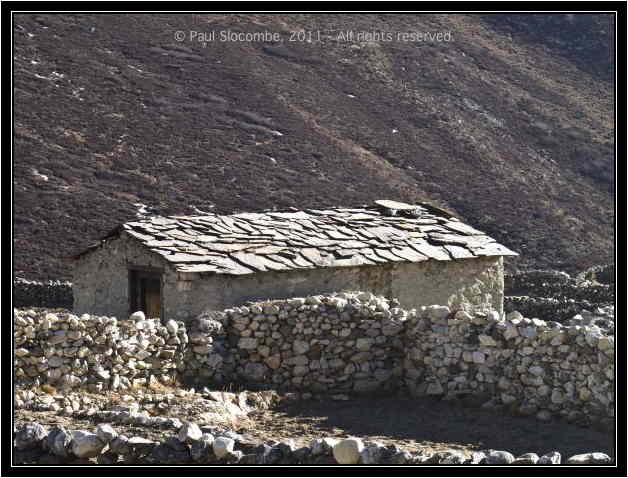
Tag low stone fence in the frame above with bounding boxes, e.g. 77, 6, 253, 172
14, 292, 615, 424
13, 420, 613, 465
504, 296, 601, 323
577, 264, 615, 285
504, 271, 614, 304
504, 268, 614, 323
13, 421, 613, 465
13, 308, 233, 392
221, 293, 405, 393
404, 306, 614, 424
14, 310, 187, 391
13, 278, 73, 309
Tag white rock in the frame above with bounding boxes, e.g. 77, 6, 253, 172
376, 300, 390, 312
288, 298, 306, 307
333, 437, 364, 464
485, 450, 515, 464
95, 424, 118, 443
487, 310, 501, 322
469, 451, 487, 464
531, 318, 546, 327
566, 452, 611, 464
306, 296, 323, 305
506, 310, 524, 321
178, 422, 202, 443
166, 320, 179, 335
129, 311, 145, 321
213, 436, 235, 459
513, 453, 539, 464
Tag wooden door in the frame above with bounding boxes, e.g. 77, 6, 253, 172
129, 269, 163, 319
143, 277, 161, 319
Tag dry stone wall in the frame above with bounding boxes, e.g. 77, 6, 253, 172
404, 306, 614, 425
221, 292, 406, 393
13, 308, 231, 393
14, 310, 187, 391
13, 278, 73, 309
504, 269, 614, 323
14, 291, 614, 424
504, 296, 602, 324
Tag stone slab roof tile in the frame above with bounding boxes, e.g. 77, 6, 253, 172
101, 200, 517, 275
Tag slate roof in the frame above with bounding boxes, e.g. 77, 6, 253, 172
83, 200, 518, 276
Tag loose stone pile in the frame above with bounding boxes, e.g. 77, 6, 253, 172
405, 306, 614, 425
223, 292, 406, 393
14, 386, 269, 432
13, 278, 73, 309
13, 421, 613, 465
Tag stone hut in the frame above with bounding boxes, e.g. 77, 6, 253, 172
73, 200, 517, 321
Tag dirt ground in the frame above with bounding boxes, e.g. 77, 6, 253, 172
15, 392, 615, 461
243, 395, 615, 459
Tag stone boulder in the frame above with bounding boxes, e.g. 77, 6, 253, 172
71, 430, 106, 458
213, 436, 235, 459
333, 438, 364, 464
15, 423, 47, 450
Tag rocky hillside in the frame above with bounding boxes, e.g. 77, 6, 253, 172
13, 14, 614, 280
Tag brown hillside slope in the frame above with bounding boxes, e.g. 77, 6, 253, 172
13, 14, 614, 280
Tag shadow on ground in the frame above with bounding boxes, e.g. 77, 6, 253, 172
247, 395, 614, 459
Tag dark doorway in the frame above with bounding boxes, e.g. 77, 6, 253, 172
129, 268, 163, 319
